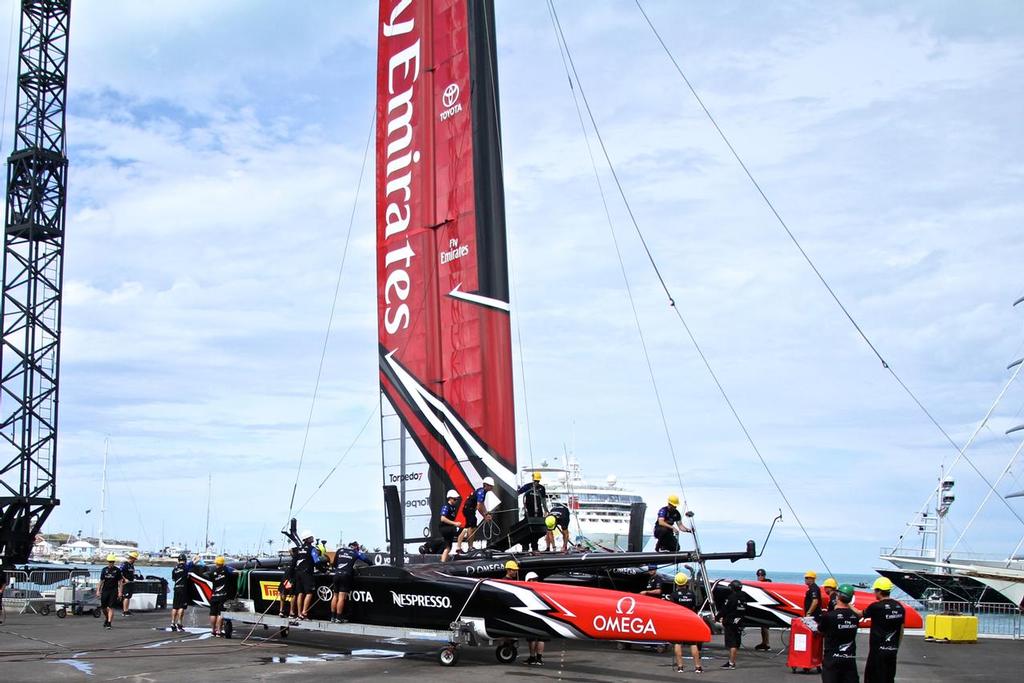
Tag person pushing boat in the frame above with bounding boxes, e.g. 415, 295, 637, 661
330, 540, 369, 623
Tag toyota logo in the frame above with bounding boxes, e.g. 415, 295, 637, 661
615, 596, 636, 615
317, 585, 334, 602
442, 83, 460, 108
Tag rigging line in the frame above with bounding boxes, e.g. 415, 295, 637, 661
947, 436, 1024, 556
106, 441, 150, 545
286, 109, 375, 523
548, 0, 833, 574
295, 406, 378, 515
544, 0, 688, 511
633, 0, 1024, 529
508, 244, 536, 469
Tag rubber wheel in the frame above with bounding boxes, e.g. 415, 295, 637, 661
56, 607, 67, 619
92, 608, 102, 618
495, 643, 517, 664
39, 605, 50, 616
280, 627, 289, 639
439, 647, 459, 666
223, 620, 233, 639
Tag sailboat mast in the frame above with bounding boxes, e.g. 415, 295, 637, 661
204, 473, 211, 552
98, 437, 108, 547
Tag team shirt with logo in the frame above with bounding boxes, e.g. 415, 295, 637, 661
863, 598, 906, 653
816, 606, 859, 661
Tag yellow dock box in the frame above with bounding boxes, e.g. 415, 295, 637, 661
925, 614, 978, 643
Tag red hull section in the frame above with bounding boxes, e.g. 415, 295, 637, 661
742, 581, 923, 628
377, 0, 516, 534
495, 579, 712, 643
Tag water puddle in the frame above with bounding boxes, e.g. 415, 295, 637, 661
144, 627, 213, 648
54, 658, 94, 676
258, 649, 406, 665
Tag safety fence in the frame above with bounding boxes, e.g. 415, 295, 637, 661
912, 600, 1022, 639
1, 567, 91, 615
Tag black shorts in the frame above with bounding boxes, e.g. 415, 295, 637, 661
121, 583, 134, 599
100, 587, 119, 609
440, 525, 458, 543
172, 588, 190, 609
292, 572, 314, 595
331, 570, 354, 594
724, 624, 743, 649
209, 597, 226, 617
463, 511, 478, 529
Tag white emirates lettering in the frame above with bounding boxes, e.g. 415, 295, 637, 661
440, 238, 470, 265
390, 591, 452, 609
592, 615, 657, 636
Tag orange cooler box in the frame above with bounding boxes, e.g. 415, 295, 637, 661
787, 617, 823, 672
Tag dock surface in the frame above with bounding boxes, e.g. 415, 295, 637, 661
0, 610, 1017, 681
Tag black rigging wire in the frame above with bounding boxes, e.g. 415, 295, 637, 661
286, 111, 375, 522
548, 0, 834, 574
633, 0, 1024, 530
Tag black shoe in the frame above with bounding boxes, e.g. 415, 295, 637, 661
755, 643, 770, 651
720, 662, 735, 669
104, 622, 111, 630
694, 667, 703, 674
525, 656, 536, 665
675, 666, 684, 672
535, 655, 543, 666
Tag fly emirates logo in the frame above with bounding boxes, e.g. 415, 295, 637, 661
592, 596, 657, 636
381, 0, 421, 335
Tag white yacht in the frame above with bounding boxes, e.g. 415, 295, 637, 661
518, 458, 648, 550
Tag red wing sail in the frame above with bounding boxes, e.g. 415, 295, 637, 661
377, 0, 516, 542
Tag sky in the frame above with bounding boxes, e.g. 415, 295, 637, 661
5, 0, 1024, 573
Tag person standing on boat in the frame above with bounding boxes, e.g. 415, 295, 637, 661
330, 540, 369, 623
517, 472, 549, 552
859, 577, 905, 683
814, 584, 859, 683
653, 495, 692, 552
98, 554, 122, 630
293, 530, 320, 620
755, 568, 773, 651
717, 579, 746, 670
547, 502, 571, 552
205, 556, 234, 637
639, 564, 664, 598
119, 550, 139, 616
456, 477, 493, 553
666, 572, 703, 674
803, 570, 822, 617
170, 553, 194, 631
822, 577, 839, 612
439, 490, 461, 562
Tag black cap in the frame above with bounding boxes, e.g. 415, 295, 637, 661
729, 579, 743, 591
756, 568, 766, 577
348, 541, 360, 548
178, 553, 187, 561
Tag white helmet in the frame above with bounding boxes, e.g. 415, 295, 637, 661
482, 476, 495, 487
300, 529, 314, 540
524, 571, 539, 581
446, 489, 458, 498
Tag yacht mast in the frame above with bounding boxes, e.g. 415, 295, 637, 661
98, 437, 108, 547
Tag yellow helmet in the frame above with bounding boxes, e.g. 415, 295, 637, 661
504, 560, 519, 571
545, 515, 557, 530
823, 578, 838, 589
872, 577, 894, 592
804, 570, 817, 579
532, 471, 542, 481
674, 572, 688, 586
214, 556, 226, 566
106, 554, 117, 562
667, 494, 680, 506
129, 550, 139, 559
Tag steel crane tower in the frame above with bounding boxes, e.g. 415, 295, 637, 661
0, 0, 71, 567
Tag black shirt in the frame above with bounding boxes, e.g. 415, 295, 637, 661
644, 572, 661, 593
439, 503, 457, 523
517, 482, 548, 517
804, 582, 822, 616
863, 598, 905, 653
332, 547, 369, 573
99, 565, 122, 591
550, 503, 570, 528
721, 591, 746, 627
171, 562, 193, 590
209, 565, 234, 599
120, 561, 136, 582
815, 607, 859, 661
826, 590, 838, 612
666, 587, 697, 612
294, 543, 316, 576
655, 505, 682, 533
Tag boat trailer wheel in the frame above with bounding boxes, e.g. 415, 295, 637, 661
39, 604, 50, 616
495, 641, 518, 664
439, 646, 459, 666
56, 607, 67, 619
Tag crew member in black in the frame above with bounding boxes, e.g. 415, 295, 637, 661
330, 540, 369, 623
439, 490, 461, 562
170, 553, 194, 631
639, 564, 663, 598
293, 529, 321, 620
98, 554, 122, 630
666, 572, 703, 674
804, 570, 822, 617
280, 547, 298, 618
205, 556, 235, 636
814, 584, 860, 683
755, 568, 773, 651
547, 502, 571, 553
120, 550, 139, 616
823, 578, 839, 612
457, 477, 494, 553
653, 494, 692, 552
523, 572, 547, 666
0, 569, 6, 624
859, 577, 905, 683
517, 472, 549, 552
717, 579, 746, 669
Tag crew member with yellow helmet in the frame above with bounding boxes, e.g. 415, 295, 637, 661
822, 577, 839, 612
98, 554, 123, 630
803, 570, 822, 617
119, 550, 140, 616
204, 556, 235, 637
653, 494, 692, 552
503, 559, 519, 580
859, 577, 905, 683
545, 502, 571, 553
517, 472, 549, 553
665, 572, 703, 674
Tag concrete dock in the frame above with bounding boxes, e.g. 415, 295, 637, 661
0, 609, 1017, 681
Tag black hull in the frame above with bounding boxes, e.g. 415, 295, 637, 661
876, 568, 1013, 605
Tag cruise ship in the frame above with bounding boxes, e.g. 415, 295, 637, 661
518, 459, 648, 550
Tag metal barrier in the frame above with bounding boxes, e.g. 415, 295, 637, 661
912, 600, 1022, 639
2, 568, 94, 615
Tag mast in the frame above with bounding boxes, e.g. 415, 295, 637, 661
204, 473, 211, 552
376, 0, 518, 545
98, 437, 108, 547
